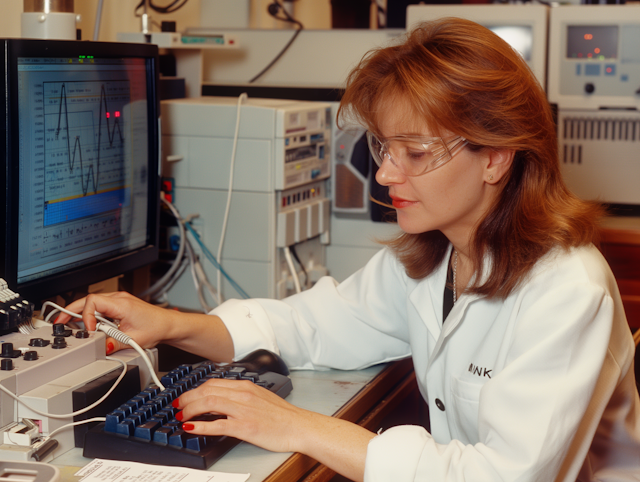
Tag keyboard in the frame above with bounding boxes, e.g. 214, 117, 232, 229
82, 358, 293, 470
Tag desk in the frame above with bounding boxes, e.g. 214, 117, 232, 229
599, 216, 640, 330
51, 359, 416, 482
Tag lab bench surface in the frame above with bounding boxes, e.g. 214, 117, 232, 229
51, 358, 416, 482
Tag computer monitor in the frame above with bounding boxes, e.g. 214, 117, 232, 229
0, 39, 161, 305
406, 4, 549, 89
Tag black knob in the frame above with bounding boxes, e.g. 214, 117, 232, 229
51, 337, 67, 349
585, 83, 595, 94
52, 324, 70, 336
23, 351, 38, 361
1, 343, 14, 357
1, 343, 20, 358
75, 330, 90, 339
1, 359, 13, 370
29, 338, 49, 347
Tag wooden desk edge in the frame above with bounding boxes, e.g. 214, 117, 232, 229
599, 217, 640, 245
263, 358, 415, 482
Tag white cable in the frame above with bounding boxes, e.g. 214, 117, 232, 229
18, 319, 36, 335
36, 301, 165, 390
25, 416, 107, 461
0, 357, 126, 419
44, 417, 107, 441
40, 302, 118, 331
93, 0, 105, 40
184, 237, 215, 312
96, 324, 165, 390
139, 197, 186, 299
284, 246, 302, 294
217, 92, 248, 302
148, 253, 189, 302
195, 260, 219, 309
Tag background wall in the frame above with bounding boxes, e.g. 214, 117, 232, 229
0, 0, 335, 41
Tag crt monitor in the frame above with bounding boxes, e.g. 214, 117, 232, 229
0, 39, 161, 305
406, 4, 549, 90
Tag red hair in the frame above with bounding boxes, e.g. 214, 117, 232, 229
338, 18, 604, 298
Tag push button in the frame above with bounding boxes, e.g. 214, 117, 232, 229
435, 398, 445, 411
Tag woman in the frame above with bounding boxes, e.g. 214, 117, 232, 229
59, 18, 640, 481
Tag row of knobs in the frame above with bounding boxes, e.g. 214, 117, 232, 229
583, 83, 640, 95
0, 325, 90, 370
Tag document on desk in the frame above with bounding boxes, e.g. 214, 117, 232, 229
75, 459, 250, 482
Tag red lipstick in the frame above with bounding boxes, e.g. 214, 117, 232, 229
390, 195, 416, 209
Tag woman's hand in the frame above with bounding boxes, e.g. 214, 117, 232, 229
173, 378, 376, 481
174, 378, 306, 453
54, 292, 173, 353
54, 291, 235, 362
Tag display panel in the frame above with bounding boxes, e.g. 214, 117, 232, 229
0, 39, 160, 303
405, 4, 549, 88
567, 25, 618, 60
489, 26, 533, 61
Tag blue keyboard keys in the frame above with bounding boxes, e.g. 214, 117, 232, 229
134, 421, 161, 441
153, 426, 174, 444
116, 419, 136, 436
185, 434, 207, 451
168, 430, 188, 448
83, 358, 293, 470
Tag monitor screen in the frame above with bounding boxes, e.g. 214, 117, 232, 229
488, 26, 533, 61
566, 25, 619, 60
1, 39, 160, 305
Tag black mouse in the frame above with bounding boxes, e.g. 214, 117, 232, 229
233, 349, 290, 376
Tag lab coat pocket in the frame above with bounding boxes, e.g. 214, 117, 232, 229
450, 376, 484, 445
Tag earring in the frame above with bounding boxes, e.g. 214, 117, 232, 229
488, 174, 494, 181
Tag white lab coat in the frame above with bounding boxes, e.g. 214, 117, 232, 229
212, 244, 640, 481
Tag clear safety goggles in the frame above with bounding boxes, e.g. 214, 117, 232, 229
366, 131, 468, 177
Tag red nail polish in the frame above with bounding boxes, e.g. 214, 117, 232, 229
172, 399, 180, 408
175, 411, 183, 421
106, 342, 114, 355
182, 423, 194, 431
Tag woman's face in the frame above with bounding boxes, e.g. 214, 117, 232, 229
374, 98, 497, 244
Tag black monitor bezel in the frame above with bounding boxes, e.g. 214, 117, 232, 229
0, 38, 160, 305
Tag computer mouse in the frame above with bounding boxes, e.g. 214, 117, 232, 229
233, 349, 290, 376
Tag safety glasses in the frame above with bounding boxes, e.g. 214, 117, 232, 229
366, 132, 468, 177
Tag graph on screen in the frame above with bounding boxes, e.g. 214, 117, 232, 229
42, 80, 132, 227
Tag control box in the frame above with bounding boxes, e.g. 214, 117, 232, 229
0, 324, 153, 462
548, 5, 640, 110
548, 5, 640, 205
161, 97, 332, 307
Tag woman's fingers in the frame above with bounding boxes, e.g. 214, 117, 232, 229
55, 292, 129, 330
54, 292, 166, 354
105, 336, 131, 355
173, 379, 302, 453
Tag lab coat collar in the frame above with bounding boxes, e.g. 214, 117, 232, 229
408, 244, 487, 365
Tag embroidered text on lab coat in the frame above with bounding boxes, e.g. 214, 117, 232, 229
468, 363, 492, 378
